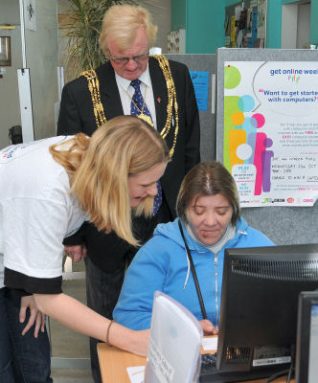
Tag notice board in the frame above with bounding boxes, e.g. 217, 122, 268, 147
216, 48, 318, 245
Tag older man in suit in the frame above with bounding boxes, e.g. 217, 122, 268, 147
57, 4, 200, 382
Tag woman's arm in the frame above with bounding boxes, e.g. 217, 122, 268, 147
113, 244, 167, 330
34, 293, 149, 356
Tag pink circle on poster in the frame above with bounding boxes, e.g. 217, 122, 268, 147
251, 113, 265, 128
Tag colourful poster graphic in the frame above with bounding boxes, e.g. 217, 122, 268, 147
224, 61, 318, 207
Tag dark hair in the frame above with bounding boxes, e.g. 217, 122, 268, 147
176, 161, 240, 225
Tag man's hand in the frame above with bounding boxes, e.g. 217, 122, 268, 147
64, 244, 87, 263
20, 295, 46, 337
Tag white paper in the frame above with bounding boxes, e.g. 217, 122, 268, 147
202, 336, 218, 352
127, 366, 145, 383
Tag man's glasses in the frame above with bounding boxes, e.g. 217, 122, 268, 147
109, 52, 149, 66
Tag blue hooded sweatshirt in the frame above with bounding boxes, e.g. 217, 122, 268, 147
113, 217, 273, 330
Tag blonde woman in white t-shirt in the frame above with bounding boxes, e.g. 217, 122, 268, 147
0, 115, 169, 382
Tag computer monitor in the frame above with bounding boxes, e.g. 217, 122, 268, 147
295, 290, 318, 383
216, 244, 318, 379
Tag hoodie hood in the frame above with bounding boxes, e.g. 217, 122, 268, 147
154, 218, 187, 247
153, 217, 254, 302
153, 217, 250, 252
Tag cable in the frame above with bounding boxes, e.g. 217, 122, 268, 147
178, 220, 208, 319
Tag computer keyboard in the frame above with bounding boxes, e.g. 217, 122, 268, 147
201, 353, 217, 370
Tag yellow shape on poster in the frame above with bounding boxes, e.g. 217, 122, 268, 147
229, 129, 246, 167
231, 112, 245, 126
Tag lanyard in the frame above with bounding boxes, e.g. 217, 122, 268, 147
178, 220, 208, 320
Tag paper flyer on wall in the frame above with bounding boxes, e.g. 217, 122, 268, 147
223, 61, 318, 207
144, 292, 202, 383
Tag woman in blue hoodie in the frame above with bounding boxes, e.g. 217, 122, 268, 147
113, 161, 274, 333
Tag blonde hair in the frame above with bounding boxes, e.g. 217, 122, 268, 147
99, 4, 158, 58
50, 116, 169, 246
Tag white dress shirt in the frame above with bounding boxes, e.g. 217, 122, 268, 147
115, 66, 158, 130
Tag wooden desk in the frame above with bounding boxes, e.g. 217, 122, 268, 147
97, 343, 295, 383
98, 343, 145, 382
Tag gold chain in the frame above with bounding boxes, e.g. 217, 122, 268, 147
81, 55, 179, 158
81, 69, 107, 127
153, 55, 179, 158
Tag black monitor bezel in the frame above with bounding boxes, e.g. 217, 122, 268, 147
295, 290, 318, 383
216, 243, 318, 376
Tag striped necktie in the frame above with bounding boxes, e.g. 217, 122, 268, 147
130, 79, 162, 215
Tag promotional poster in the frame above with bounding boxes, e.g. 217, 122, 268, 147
224, 61, 318, 207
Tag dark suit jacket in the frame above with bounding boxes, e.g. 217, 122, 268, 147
58, 57, 200, 271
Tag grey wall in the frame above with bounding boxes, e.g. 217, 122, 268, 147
0, 0, 20, 22
141, 0, 171, 53
167, 54, 216, 162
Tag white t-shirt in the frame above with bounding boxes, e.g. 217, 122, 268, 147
0, 136, 86, 291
